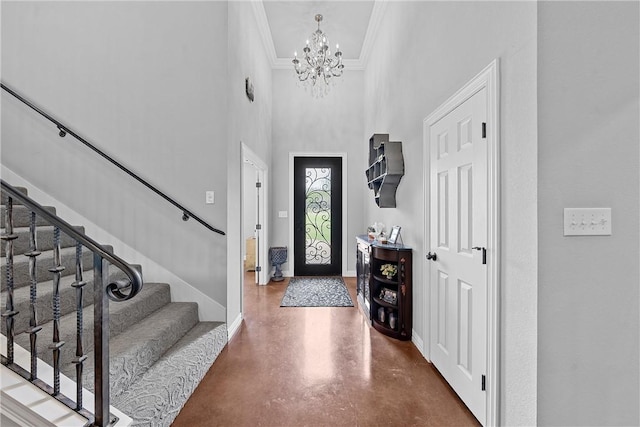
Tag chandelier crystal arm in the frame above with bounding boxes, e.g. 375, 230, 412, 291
291, 14, 344, 97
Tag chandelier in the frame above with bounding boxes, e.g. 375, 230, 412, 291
292, 14, 344, 96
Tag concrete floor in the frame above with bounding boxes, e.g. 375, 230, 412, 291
172, 275, 479, 426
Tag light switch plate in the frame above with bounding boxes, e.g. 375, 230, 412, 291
205, 191, 215, 204
563, 208, 611, 236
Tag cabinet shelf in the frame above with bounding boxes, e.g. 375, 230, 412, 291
355, 236, 412, 341
372, 274, 398, 285
365, 134, 404, 208
373, 296, 397, 309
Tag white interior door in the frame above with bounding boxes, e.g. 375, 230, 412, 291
428, 87, 488, 424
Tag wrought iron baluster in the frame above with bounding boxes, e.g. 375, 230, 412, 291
93, 254, 112, 427
71, 242, 87, 410
48, 226, 65, 395
24, 211, 42, 379
1, 196, 19, 364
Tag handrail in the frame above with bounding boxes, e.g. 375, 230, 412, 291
1, 179, 144, 426
1, 82, 226, 236
1, 180, 143, 301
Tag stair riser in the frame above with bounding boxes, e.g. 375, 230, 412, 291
79, 303, 200, 398
112, 323, 227, 427
1, 205, 57, 228
0, 268, 129, 335
14, 283, 171, 373
1, 188, 29, 207
1, 282, 94, 336
2, 249, 95, 291
1, 226, 84, 257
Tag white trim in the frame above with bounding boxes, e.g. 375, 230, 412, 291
422, 59, 500, 426
0, 166, 226, 322
250, 0, 385, 71
411, 329, 425, 357
359, 0, 388, 67
242, 144, 270, 286
250, 0, 278, 67
288, 152, 349, 277
344, 270, 356, 278
226, 312, 243, 342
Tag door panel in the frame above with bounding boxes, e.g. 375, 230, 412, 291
429, 88, 487, 424
294, 157, 342, 276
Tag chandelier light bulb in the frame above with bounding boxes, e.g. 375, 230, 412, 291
291, 13, 344, 97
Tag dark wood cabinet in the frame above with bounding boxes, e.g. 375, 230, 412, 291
356, 236, 412, 340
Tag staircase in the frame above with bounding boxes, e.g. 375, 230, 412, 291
1, 185, 227, 426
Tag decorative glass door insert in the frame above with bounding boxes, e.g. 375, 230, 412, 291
305, 167, 332, 264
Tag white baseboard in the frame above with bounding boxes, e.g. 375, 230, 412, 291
227, 313, 243, 341
344, 270, 356, 277
1, 167, 226, 322
412, 329, 428, 361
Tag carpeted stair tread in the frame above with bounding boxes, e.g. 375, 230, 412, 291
1, 205, 56, 228
68, 302, 200, 398
1, 225, 84, 256
13, 282, 171, 369
111, 322, 227, 427
1, 245, 101, 291
1, 187, 28, 205
0, 268, 135, 335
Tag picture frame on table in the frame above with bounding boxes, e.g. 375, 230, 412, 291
388, 226, 401, 244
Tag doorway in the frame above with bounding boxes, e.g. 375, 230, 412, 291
423, 60, 500, 426
292, 156, 342, 276
242, 144, 268, 286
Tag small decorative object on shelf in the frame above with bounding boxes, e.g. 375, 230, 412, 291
389, 312, 397, 329
388, 226, 402, 244
380, 287, 397, 305
380, 263, 397, 279
378, 307, 386, 323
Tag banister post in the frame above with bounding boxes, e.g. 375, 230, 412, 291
93, 254, 110, 427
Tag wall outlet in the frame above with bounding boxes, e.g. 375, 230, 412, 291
563, 208, 611, 236
205, 191, 215, 204
278, 211, 288, 218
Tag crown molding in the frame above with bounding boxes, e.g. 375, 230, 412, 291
250, 0, 278, 67
251, 0, 386, 71
359, 0, 388, 66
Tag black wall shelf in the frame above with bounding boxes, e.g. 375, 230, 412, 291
366, 133, 404, 208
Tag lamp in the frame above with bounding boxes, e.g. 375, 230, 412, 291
292, 14, 344, 97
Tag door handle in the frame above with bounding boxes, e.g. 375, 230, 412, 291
426, 252, 437, 261
472, 247, 487, 265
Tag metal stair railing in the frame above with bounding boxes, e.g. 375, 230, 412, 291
1, 82, 225, 236
1, 180, 144, 426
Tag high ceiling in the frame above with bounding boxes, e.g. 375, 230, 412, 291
257, 1, 379, 68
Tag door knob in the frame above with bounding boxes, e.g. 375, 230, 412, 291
426, 252, 437, 261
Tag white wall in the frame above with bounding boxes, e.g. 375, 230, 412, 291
363, 2, 538, 425
226, 1, 273, 333
537, 2, 640, 425
1, 2, 229, 308
271, 70, 365, 275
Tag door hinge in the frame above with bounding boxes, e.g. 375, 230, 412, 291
256, 224, 262, 230
256, 182, 262, 188
482, 122, 487, 139
481, 375, 486, 391
256, 266, 262, 272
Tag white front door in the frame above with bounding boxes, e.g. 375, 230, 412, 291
428, 87, 488, 424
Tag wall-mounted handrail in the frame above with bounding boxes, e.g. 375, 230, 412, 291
1, 82, 226, 236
